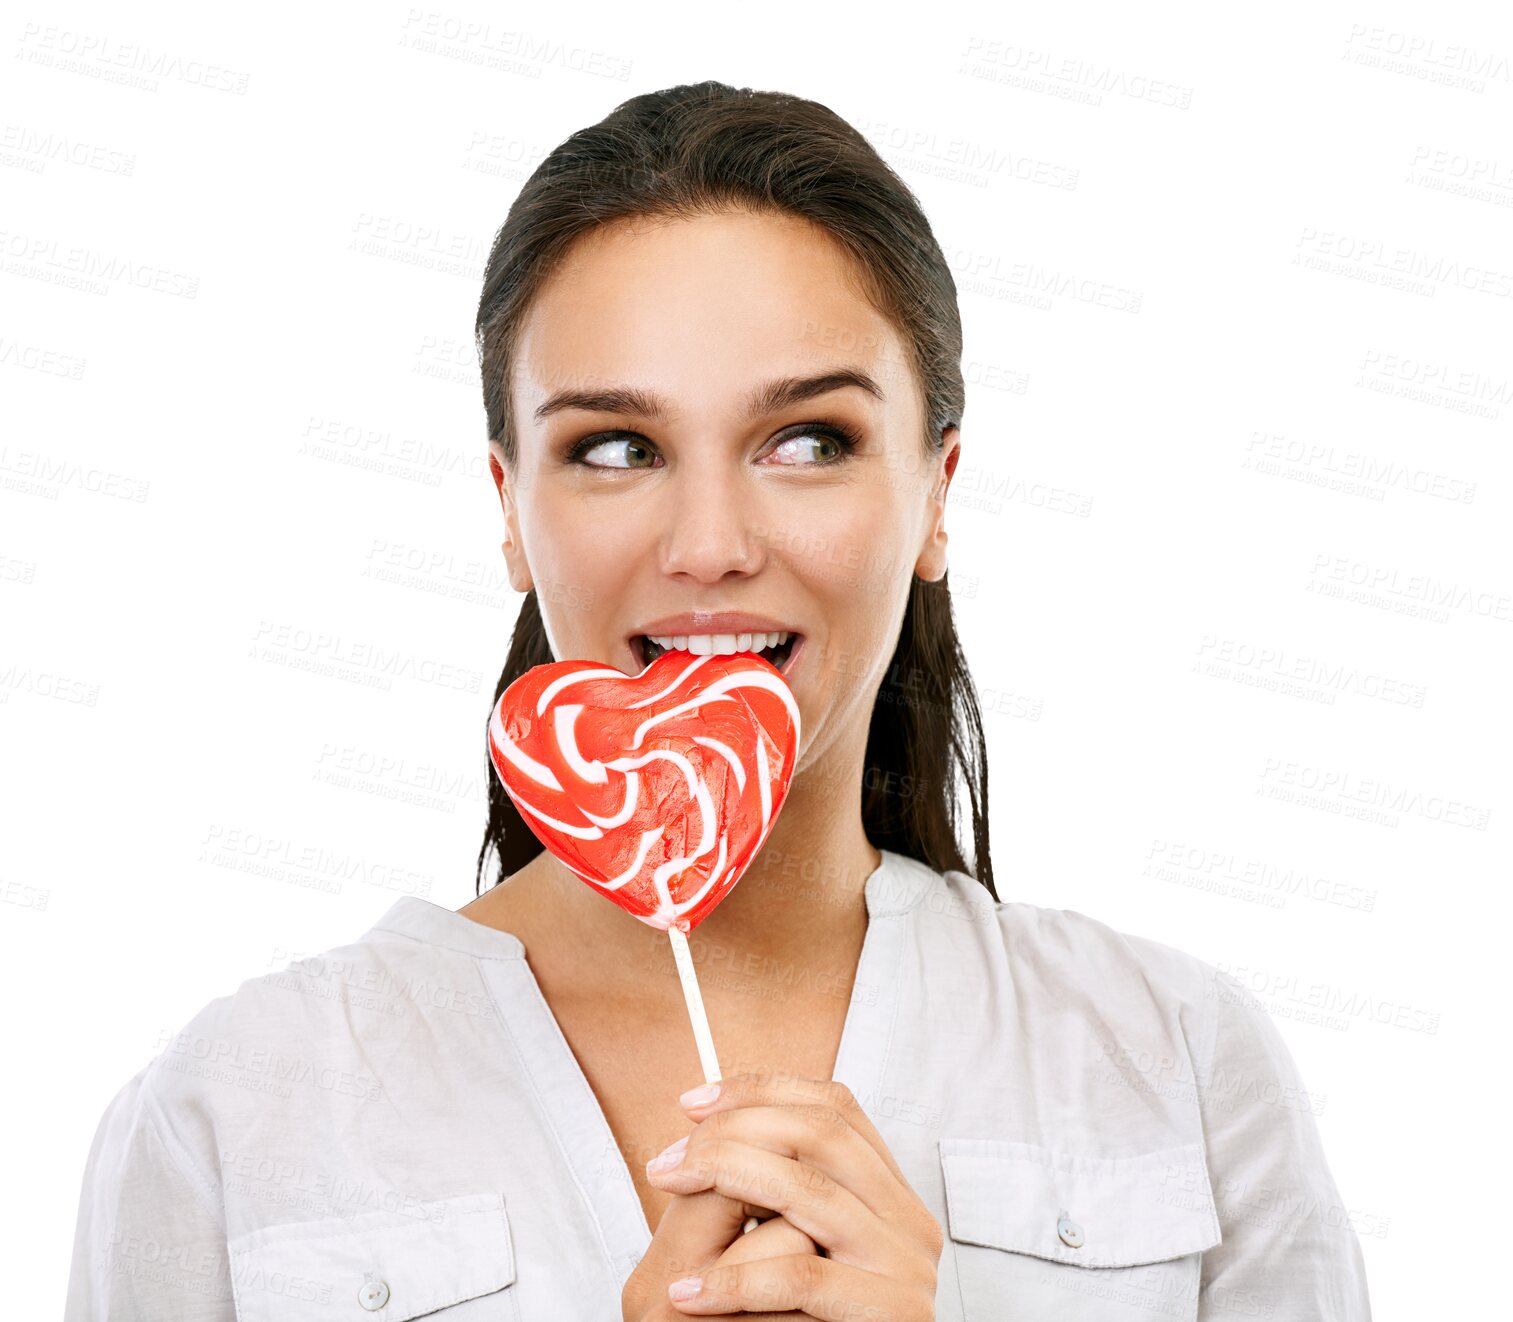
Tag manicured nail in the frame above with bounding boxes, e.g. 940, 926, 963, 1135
680, 1082, 720, 1107
647, 1135, 688, 1173
668, 1276, 702, 1301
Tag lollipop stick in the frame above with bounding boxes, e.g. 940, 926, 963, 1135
667, 924, 721, 1080
666, 925, 761, 1235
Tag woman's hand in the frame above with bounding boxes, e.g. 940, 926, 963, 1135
643, 1070, 942, 1318
622, 1183, 820, 1321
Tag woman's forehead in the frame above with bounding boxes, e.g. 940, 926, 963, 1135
543, 214, 883, 331
513, 216, 909, 420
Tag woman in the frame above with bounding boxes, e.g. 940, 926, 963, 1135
66, 82, 1373, 1320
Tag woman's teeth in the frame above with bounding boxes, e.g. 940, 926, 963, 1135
641, 631, 795, 666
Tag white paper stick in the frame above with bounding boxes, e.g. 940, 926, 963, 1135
667, 924, 720, 1080
667, 925, 760, 1235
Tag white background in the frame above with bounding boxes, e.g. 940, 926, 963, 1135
4, 0, 1508, 1314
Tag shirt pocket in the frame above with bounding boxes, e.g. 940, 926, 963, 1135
228, 1191, 519, 1321
939, 1137, 1222, 1321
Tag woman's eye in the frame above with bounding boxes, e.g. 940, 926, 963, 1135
566, 423, 859, 471
764, 428, 849, 466
572, 436, 659, 469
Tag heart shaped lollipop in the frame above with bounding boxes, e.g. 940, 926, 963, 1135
486, 648, 801, 934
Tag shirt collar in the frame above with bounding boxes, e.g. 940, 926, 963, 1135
364, 892, 527, 960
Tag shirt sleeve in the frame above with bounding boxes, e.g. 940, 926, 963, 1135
65, 1066, 235, 1321
1196, 968, 1373, 1320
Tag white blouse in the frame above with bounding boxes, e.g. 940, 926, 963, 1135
65, 848, 1373, 1319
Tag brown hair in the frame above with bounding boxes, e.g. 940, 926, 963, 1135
473, 80, 995, 900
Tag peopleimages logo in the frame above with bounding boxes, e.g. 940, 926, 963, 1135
1213, 965, 1441, 1037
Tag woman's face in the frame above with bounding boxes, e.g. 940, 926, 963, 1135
489, 208, 958, 775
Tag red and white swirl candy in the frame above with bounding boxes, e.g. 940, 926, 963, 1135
486, 649, 800, 934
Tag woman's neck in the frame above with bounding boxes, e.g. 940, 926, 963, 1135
461, 782, 882, 1013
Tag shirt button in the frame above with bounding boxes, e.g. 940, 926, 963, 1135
358, 1278, 390, 1310
1057, 1216, 1084, 1248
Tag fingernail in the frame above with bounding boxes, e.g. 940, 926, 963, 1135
679, 1082, 720, 1107
668, 1276, 702, 1301
646, 1135, 688, 1173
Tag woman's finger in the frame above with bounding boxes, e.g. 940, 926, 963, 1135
646, 1133, 917, 1275
663, 1252, 934, 1320
680, 1072, 910, 1187
707, 1210, 817, 1268
684, 1102, 916, 1223
629, 1185, 762, 1309
635, 1209, 824, 1322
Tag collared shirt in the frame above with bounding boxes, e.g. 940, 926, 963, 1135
66, 848, 1372, 1319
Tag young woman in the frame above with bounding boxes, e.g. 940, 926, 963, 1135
67, 81, 1373, 1320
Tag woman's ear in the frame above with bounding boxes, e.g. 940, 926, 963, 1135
914, 426, 960, 584
489, 445, 535, 595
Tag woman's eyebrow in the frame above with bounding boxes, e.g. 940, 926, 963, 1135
531, 367, 885, 424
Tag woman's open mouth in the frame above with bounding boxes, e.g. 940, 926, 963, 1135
631, 631, 803, 677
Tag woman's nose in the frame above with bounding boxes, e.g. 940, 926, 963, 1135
651, 470, 772, 581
